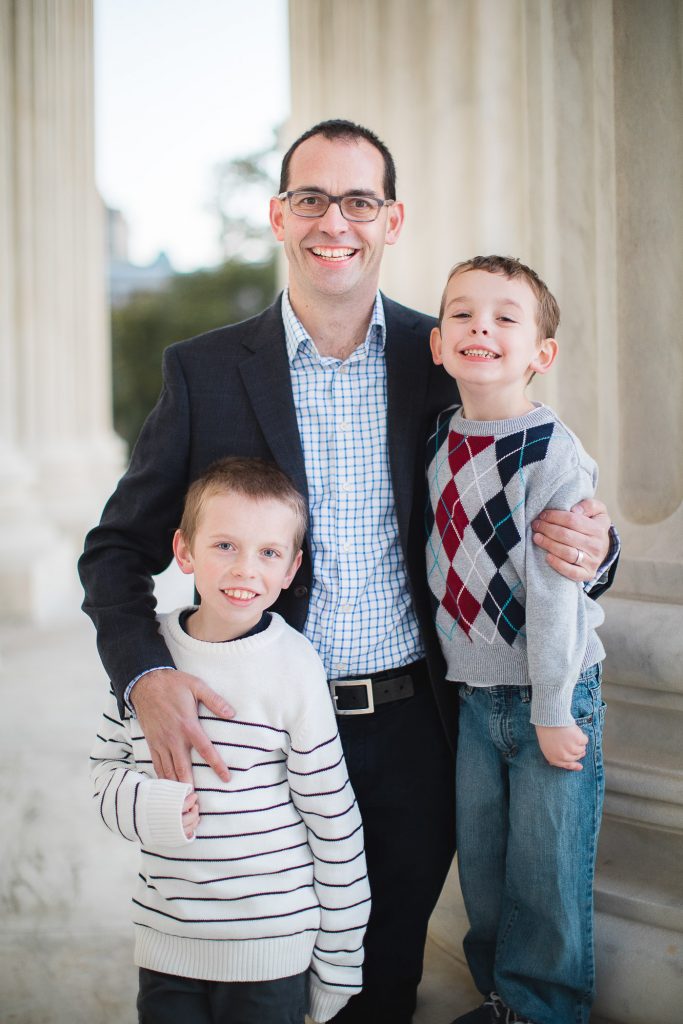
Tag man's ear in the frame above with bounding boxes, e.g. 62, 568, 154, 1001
529, 337, 558, 376
269, 195, 286, 241
173, 529, 195, 576
384, 200, 405, 246
430, 326, 444, 365
282, 549, 304, 589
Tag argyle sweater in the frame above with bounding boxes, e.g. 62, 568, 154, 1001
90, 611, 370, 1023
426, 403, 605, 727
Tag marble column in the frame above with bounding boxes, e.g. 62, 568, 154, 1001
0, 0, 124, 620
287, 2, 683, 1021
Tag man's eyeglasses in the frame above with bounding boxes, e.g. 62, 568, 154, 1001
277, 189, 395, 223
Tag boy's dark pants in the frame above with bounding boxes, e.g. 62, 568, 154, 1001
331, 673, 456, 1024
137, 968, 307, 1023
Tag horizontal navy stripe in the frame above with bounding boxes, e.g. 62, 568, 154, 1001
132, 897, 320, 924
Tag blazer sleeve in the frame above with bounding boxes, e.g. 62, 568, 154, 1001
79, 345, 193, 712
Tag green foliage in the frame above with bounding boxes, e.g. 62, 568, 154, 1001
112, 257, 277, 453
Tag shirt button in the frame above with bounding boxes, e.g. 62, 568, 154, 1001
341, 481, 353, 492
339, 420, 350, 431
340, 604, 353, 614
341, 541, 352, 553
338, 365, 348, 374
335, 663, 347, 672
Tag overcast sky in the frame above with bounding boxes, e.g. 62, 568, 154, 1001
94, 0, 290, 271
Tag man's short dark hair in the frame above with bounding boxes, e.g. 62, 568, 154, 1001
279, 119, 397, 200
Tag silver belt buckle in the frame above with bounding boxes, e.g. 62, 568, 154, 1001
330, 677, 374, 715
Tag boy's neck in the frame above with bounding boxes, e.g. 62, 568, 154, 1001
458, 384, 536, 422
184, 606, 262, 643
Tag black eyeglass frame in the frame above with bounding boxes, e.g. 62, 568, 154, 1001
277, 189, 396, 222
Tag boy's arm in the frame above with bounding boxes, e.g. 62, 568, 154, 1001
79, 346, 233, 783
90, 690, 195, 849
524, 463, 605, 731
286, 660, 371, 1024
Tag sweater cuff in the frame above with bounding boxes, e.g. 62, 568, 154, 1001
308, 979, 351, 1023
530, 686, 574, 727
139, 778, 194, 849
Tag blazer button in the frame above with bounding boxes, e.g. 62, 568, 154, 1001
293, 586, 308, 598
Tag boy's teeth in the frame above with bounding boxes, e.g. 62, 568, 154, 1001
223, 588, 256, 600
463, 348, 498, 358
312, 247, 355, 259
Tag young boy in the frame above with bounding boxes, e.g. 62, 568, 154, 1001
425, 256, 606, 1024
90, 457, 370, 1024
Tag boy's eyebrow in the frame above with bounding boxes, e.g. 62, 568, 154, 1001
445, 295, 525, 312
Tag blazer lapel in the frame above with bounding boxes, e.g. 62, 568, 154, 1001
383, 296, 431, 546
237, 300, 309, 505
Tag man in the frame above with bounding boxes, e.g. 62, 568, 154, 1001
80, 120, 615, 1024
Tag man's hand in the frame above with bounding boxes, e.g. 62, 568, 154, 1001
535, 723, 588, 770
182, 790, 200, 839
532, 498, 611, 582
131, 669, 234, 784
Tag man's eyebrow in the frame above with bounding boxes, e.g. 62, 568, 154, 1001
292, 185, 380, 197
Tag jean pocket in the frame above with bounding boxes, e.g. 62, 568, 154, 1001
572, 664, 603, 724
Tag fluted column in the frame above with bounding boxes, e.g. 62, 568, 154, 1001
0, 0, 124, 620
287, 2, 683, 1021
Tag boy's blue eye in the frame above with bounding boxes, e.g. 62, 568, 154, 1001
217, 542, 233, 551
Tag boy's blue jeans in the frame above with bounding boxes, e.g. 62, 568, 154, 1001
455, 665, 605, 1024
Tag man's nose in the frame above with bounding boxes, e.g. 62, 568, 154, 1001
318, 199, 348, 233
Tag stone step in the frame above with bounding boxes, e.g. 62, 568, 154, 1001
595, 817, 683, 932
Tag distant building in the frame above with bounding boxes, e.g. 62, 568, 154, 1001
106, 206, 175, 306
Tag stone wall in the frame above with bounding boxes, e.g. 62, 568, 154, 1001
0, 0, 124, 621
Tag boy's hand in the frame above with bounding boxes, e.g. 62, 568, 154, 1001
532, 498, 611, 581
182, 790, 200, 839
131, 669, 234, 784
535, 723, 589, 770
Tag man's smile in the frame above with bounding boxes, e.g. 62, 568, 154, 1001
310, 246, 357, 260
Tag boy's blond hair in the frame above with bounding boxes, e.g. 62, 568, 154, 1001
179, 457, 308, 554
438, 255, 560, 341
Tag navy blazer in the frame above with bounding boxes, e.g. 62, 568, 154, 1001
80, 295, 461, 742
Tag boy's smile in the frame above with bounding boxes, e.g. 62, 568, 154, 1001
173, 492, 303, 643
430, 268, 557, 420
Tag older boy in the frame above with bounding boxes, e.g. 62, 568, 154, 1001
426, 256, 606, 1024
91, 457, 370, 1024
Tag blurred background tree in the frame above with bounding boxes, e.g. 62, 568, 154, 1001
111, 141, 279, 454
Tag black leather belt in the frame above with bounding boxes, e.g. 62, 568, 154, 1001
330, 659, 427, 715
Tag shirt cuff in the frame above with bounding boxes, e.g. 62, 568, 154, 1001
125, 666, 176, 715
584, 524, 620, 593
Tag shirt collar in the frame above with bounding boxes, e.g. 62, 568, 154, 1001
281, 289, 386, 365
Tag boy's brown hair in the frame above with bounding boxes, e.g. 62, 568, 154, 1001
179, 457, 308, 555
438, 254, 561, 341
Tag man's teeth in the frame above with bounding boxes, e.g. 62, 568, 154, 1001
222, 589, 256, 600
311, 247, 355, 260
462, 348, 499, 359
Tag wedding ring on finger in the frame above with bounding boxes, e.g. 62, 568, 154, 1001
573, 547, 584, 566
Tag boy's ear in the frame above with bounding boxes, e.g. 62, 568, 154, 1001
529, 337, 558, 376
430, 326, 444, 365
173, 529, 195, 576
282, 549, 303, 589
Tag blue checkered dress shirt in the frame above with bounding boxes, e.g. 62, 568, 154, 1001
282, 290, 424, 679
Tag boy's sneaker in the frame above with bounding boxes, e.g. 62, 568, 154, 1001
450, 990, 537, 1024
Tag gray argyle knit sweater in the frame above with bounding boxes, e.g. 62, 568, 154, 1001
426, 403, 605, 727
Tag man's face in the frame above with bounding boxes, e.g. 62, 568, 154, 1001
270, 135, 404, 307
173, 492, 302, 642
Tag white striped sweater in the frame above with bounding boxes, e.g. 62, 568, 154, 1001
90, 610, 370, 1023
